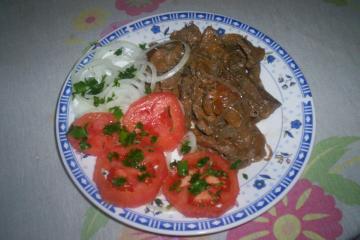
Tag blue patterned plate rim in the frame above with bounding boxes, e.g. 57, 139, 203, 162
55, 11, 316, 236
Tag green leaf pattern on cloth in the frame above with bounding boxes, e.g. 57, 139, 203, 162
81, 206, 109, 240
303, 136, 360, 205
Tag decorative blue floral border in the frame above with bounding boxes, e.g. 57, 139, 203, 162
55, 11, 315, 235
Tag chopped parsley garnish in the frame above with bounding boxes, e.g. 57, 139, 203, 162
79, 140, 91, 150
108, 106, 123, 120
177, 160, 188, 177
230, 159, 242, 170
135, 122, 144, 130
118, 65, 137, 79
113, 78, 120, 87
106, 92, 115, 103
137, 165, 147, 172
103, 122, 121, 135
197, 157, 209, 168
169, 161, 178, 169
113, 66, 137, 86
68, 125, 88, 139
206, 168, 227, 177
145, 85, 151, 94
114, 48, 123, 56
68, 125, 91, 150
180, 141, 191, 154
93, 96, 106, 107
139, 43, 147, 50
140, 131, 149, 137
138, 172, 152, 182
188, 173, 208, 195
119, 128, 136, 146
150, 136, 158, 144
112, 177, 127, 187
73, 76, 106, 97
169, 179, 181, 192
123, 149, 144, 168
154, 198, 163, 207
107, 151, 119, 162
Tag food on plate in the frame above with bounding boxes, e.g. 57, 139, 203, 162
70, 41, 156, 117
93, 146, 168, 208
162, 151, 239, 218
67, 112, 117, 156
67, 23, 280, 217
122, 92, 186, 152
149, 23, 280, 167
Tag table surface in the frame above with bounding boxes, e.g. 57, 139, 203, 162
1, 0, 360, 239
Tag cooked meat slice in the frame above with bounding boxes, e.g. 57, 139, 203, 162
153, 73, 181, 97
237, 77, 281, 122
170, 23, 202, 47
148, 24, 281, 167
147, 41, 183, 74
222, 33, 265, 68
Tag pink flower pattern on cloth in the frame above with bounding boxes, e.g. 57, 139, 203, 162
115, 0, 167, 16
226, 179, 342, 240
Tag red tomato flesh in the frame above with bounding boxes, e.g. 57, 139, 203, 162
67, 112, 117, 156
162, 151, 239, 218
122, 92, 186, 152
93, 146, 168, 208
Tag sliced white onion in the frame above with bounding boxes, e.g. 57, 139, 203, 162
104, 79, 145, 112
73, 59, 116, 82
71, 96, 107, 118
134, 61, 158, 89
93, 40, 146, 68
71, 59, 118, 117
182, 131, 197, 153
146, 40, 190, 81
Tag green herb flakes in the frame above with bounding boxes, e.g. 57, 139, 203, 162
103, 122, 121, 135
123, 149, 144, 168
108, 106, 123, 120
135, 122, 144, 130
188, 173, 208, 195
154, 198, 163, 207
107, 151, 119, 162
68, 125, 88, 139
73, 76, 106, 97
150, 136, 158, 144
139, 43, 147, 50
177, 160, 188, 177
79, 140, 91, 150
118, 65, 137, 79
138, 172, 152, 182
197, 157, 209, 168
230, 159, 242, 170
114, 48, 123, 56
169, 179, 181, 192
206, 168, 227, 177
145, 85, 151, 94
112, 177, 127, 187
93, 96, 105, 107
180, 141, 191, 154
119, 128, 136, 146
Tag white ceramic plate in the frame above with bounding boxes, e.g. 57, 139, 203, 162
56, 11, 315, 236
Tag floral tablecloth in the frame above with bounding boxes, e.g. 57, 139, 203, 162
0, 0, 359, 239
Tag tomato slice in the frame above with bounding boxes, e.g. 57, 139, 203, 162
122, 92, 186, 151
93, 146, 168, 208
162, 151, 239, 218
67, 112, 117, 156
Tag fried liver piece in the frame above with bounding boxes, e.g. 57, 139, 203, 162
150, 23, 280, 164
